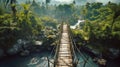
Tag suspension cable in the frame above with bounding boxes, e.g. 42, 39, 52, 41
53, 23, 63, 67
49, 44, 56, 58
39, 24, 63, 67
67, 24, 79, 63
69, 27, 95, 67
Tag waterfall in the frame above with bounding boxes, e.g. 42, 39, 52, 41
70, 20, 84, 29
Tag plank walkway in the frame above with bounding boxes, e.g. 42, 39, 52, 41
56, 24, 73, 67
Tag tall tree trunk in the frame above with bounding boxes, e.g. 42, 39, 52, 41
10, 0, 17, 22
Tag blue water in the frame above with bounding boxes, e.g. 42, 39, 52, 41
0, 51, 98, 67
77, 52, 98, 67
0, 51, 54, 67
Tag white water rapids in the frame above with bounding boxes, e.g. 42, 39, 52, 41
70, 20, 85, 29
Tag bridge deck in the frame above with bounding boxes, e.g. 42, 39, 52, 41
56, 24, 73, 67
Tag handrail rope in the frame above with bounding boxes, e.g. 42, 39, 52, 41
71, 35, 92, 66
53, 36, 60, 66
66, 23, 79, 67
53, 23, 63, 67
67, 23, 79, 62
70, 36, 79, 65
49, 44, 56, 58
39, 36, 58, 67
69, 28, 95, 67
49, 26, 62, 59
46, 44, 56, 66
70, 32, 78, 61
72, 34, 94, 65
43, 24, 64, 66
54, 23, 62, 58
67, 23, 93, 65
40, 23, 63, 67
75, 46, 94, 67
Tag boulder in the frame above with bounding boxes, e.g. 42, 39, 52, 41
7, 43, 22, 55
109, 48, 120, 59
20, 50, 30, 56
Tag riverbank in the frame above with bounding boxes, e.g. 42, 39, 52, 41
79, 45, 120, 67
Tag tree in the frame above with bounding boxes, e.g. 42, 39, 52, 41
107, 2, 120, 30
46, 0, 50, 4
5, 0, 17, 22
56, 4, 75, 22
0, 6, 5, 15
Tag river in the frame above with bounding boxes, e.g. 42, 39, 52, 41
0, 50, 99, 67
0, 51, 54, 67
77, 52, 98, 67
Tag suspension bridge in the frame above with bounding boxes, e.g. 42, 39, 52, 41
37, 23, 99, 67
55, 24, 73, 67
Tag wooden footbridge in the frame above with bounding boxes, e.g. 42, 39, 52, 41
40, 23, 96, 67
55, 24, 73, 67
53, 23, 77, 67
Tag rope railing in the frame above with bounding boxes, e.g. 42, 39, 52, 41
67, 23, 79, 67
68, 26, 95, 67
49, 44, 56, 58
39, 23, 63, 67
53, 22, 63, 67
38, 35, 59, 67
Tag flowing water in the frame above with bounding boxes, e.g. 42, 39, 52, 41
70, 20, 84, 29
77, 52, 98, 67
0, 50, 98, 67
0, 51, 54, 67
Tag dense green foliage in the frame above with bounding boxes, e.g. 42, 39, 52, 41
55, 4, 80, 25
0, 4, 42, 50
0, 0, 59, 52
73, 2, 120, 57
